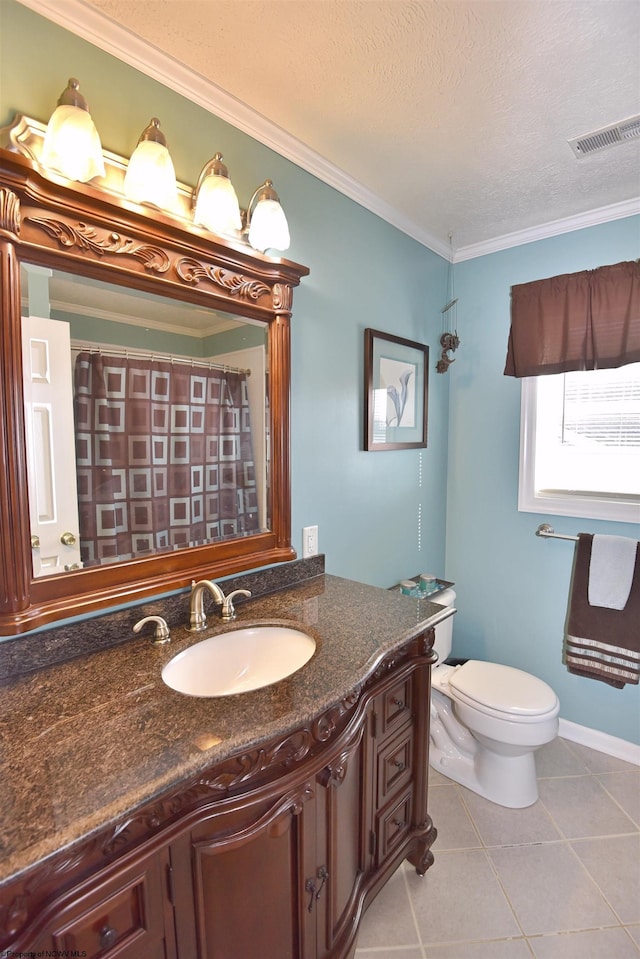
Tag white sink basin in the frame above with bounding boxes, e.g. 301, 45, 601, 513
161, 626, 316, 697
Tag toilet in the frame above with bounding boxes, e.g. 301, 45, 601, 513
429, 589, 559, 808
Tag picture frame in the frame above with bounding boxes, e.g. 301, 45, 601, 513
364, 328, 429, 451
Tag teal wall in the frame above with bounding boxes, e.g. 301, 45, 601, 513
448, 217, 640, 744
0, 2, 449, 615
1, 2, 638, 743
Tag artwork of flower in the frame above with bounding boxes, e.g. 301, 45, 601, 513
364, 328, 428, 451
380, 358, 416, 427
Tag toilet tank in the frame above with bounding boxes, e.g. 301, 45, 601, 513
432, 588, 456, 663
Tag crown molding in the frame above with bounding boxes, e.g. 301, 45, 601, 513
454, 197, 640, 263
15, 0, 639, 266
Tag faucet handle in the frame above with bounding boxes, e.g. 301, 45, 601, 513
222, 589, 252, 622
133, 615, 171, 645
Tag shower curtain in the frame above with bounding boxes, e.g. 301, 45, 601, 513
73, 352, 258, 565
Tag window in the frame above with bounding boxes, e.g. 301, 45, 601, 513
519, 363, 640, 523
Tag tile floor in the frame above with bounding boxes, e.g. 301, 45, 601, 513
355, 737, 640, 958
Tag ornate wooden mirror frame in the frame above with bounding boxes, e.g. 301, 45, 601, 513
0, 147, 309, 636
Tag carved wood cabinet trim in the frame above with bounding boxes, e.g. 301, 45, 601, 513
0, 150, 309, 635
0, 632, 437, 958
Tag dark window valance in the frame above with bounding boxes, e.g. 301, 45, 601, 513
504, 260, 640, 377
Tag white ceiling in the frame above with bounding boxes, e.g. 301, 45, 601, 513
22, 0, 640, 260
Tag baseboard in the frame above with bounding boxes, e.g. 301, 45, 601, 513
559, 718, 640, 766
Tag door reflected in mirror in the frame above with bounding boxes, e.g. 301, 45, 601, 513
21, 265, 269, 578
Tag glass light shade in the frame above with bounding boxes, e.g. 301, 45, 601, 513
248, 197, 290, 252
124, 138, 178, 209
194, 171, 242, 235
42, 81, 105, 182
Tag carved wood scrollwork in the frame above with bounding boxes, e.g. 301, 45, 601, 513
273, 282, 293, 312
318, 750, 350, 788
408, 817, 438, 876
175, 256, 271, 300
0, 187, 20, 237
27, 216, 171, 272
370, 647, 410, 684
312, 688, 361, 742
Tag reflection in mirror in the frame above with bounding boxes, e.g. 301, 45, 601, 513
20, 265, 268, 578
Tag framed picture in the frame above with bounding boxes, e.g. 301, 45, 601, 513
364, 328, 429, 450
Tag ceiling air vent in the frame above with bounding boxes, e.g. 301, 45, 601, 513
568, 115, 640, 158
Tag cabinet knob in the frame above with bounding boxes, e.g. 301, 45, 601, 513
391, 759, 406, 770
30, 535, 40, 549
60, 531, 77, 546
392, 698, 408, 710
99, 925, 118, 949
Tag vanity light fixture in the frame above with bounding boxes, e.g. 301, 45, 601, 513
41, 78, 105, 182
124, 118, 178, 209
245, 179, 290, 252
3, 108, 294, 252
193, 152, 242, 236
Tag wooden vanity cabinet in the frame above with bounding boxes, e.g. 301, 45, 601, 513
0, 631, 436, 959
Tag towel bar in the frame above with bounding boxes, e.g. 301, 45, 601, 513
535, 523, 579, 542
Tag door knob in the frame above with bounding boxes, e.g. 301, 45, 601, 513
30, 535, 40, 549
60, 531, 77, 546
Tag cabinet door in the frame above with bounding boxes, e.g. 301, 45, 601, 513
171, 785, 315, 959
313, 720, 367, 959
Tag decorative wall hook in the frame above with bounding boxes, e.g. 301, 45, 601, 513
436, 233, 460, 374
436, 331, 460, 373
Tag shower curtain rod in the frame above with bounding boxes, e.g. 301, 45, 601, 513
535, 523, 579, 542
71, 340, 251, 376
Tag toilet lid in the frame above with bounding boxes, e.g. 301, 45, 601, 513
449, 660, 558, 718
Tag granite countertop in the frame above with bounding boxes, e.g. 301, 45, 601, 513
0, 573, 451, 887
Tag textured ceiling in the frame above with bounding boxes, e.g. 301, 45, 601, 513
29, 0, 640, 257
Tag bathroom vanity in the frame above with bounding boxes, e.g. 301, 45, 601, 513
0, 135, 449, 957
0, 573, 449, 958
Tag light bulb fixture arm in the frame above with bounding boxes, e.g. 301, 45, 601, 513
56, 78, 90, 112
136, 117, 168, 147
192, 152, 230, 209
242, 179, 279, 233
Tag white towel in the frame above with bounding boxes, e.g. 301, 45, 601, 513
588, 535, 638, 610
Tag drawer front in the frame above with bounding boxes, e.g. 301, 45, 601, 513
376, 788, 413, 866
377, 727, 413, 808
379, 676, 413, 741
51, 861, 166, 958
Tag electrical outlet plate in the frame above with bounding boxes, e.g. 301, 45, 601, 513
302, 525, 318, 558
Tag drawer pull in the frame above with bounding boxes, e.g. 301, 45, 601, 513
392, 819, 407, 829
99, 925, 118, 949
392, 698, 408, 710
305, 865, 329, 912
391, 759, 406, 770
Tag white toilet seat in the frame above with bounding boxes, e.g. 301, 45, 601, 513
445, 660, 559, 723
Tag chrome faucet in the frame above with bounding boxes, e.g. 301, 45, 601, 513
189, 580, 252, 631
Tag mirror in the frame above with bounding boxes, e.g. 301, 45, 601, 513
21, 265, 269, 577
0, 147, 309, 635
